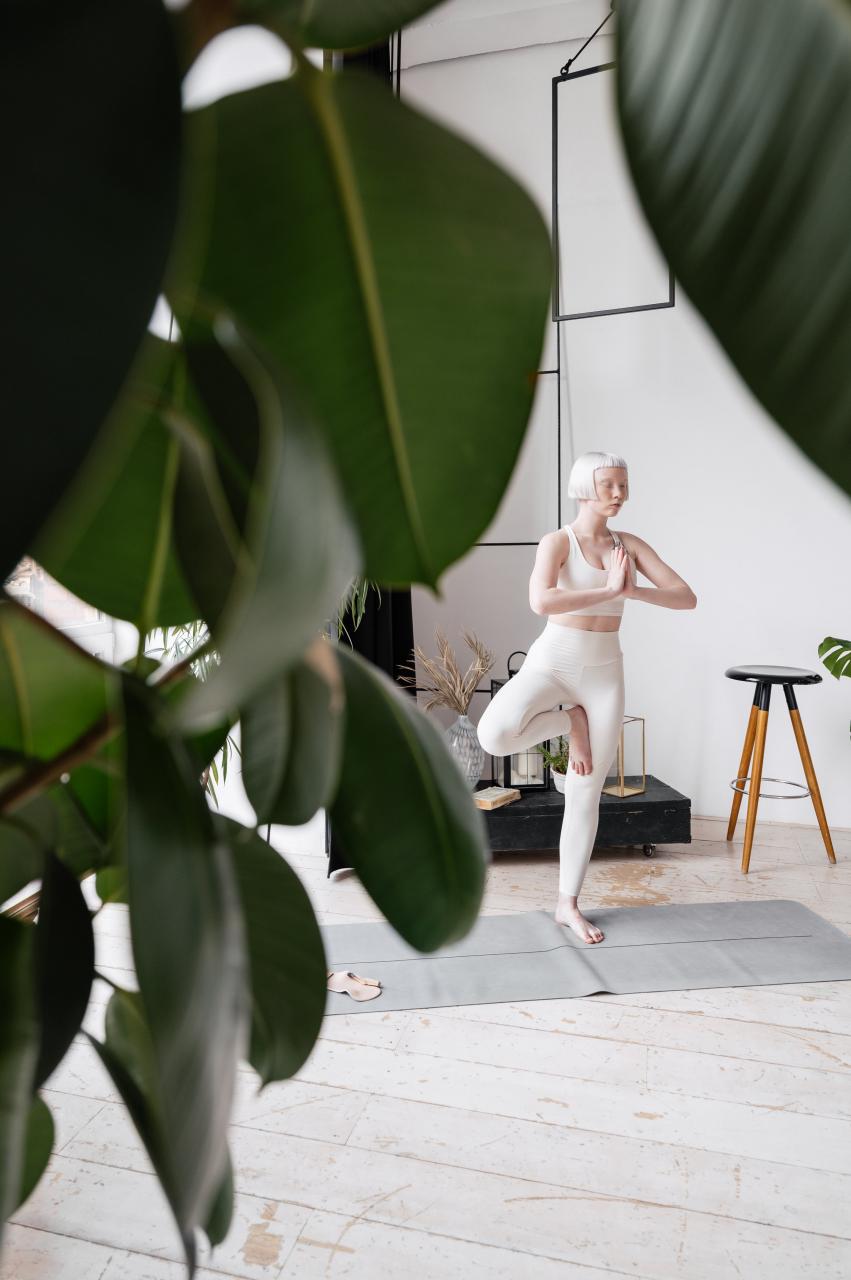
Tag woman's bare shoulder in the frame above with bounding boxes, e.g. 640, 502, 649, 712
532, 527, 569, 570
540, 527, 569, 552
536, 527, 569, 547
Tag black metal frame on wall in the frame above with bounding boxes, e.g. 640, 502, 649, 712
551, 61, 675, 322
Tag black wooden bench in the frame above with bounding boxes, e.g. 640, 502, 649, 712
475, 775, 691, 857
326, 774, 691, 875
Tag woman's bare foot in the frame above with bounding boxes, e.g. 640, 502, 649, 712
566, 705, 592, 775
555, 894, 604, 943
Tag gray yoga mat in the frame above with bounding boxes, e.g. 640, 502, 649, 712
321, 899, 851, 1013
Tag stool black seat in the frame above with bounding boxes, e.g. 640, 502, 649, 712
725, 664, 822, 685
724, 663, 835, 873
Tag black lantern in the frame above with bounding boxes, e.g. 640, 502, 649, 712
489, 651, 550, 791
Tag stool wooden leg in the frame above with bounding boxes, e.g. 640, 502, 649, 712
785, 693, 837, 864
726, 701, 758, 841
742, 685, 771, 874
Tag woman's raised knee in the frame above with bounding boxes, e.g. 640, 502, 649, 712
475, 707, 513, 758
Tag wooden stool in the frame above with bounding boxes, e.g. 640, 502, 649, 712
725, 664, 837, 873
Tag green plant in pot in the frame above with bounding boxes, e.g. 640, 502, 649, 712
536, 735, 570, 793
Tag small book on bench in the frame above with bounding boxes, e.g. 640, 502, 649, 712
473, 785, 522, 810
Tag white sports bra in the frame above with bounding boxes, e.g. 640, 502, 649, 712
556, 523, 627, 617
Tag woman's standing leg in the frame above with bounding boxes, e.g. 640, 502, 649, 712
555, 652, 625, 943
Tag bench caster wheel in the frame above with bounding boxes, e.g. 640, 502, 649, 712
642, 843, 656, 858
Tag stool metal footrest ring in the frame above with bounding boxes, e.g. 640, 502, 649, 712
730, 775, 811, 800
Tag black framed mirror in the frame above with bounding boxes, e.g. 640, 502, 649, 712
552, 61, 675, 322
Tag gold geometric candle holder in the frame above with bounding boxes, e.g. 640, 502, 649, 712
601, 714, 646, 797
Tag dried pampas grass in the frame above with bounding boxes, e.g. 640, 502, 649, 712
398, 628, 495, 715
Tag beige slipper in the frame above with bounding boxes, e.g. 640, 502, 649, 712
326, 969, 383, 1001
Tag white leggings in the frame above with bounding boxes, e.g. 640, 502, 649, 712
476, 621, 625, 896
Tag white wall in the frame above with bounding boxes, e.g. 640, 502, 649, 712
402, 0, 851, 829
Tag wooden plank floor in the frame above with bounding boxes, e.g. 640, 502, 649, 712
4, 815, 851, 1279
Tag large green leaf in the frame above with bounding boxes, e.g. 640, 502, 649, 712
240, 0, 446, 49
179, 324, 260, 542
94, 866, 128, 908
328, 644, 488, 952
155, 664, 236, 781
31, 330, 262, 631
2, 0, 182, 578
121, 675, 249, 1242
177, 0, 448, 64
166, 322, 360, 733
64, 737, 124, 851
87, 989, 234, 1271
241, 645, 343, 826
0, 784, 113, 910
0, 916, 38, 1237
31, 339, 198, 628
13, 1094, 54, 1214
0, 597, 117, 766
0, 814, 44, 908
170, 418, 243, 632
0, 600, 121, 892
174, 64, 551, 588
87, 662, 237, 909
616, 0, 851, 499
240, 676, 291, 824
52, 785, 113, 877
32, 851, 94, 1090
170, 320, 269, 633
216, 817, 327, 1085
87, 991, 193, 1269
202, 1147, 235, 1249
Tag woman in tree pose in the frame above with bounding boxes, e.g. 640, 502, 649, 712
476, 452, 697, 944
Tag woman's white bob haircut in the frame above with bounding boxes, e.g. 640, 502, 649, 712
567, 451, 629, 502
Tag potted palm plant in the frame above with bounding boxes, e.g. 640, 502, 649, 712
536, 735, 570, 793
